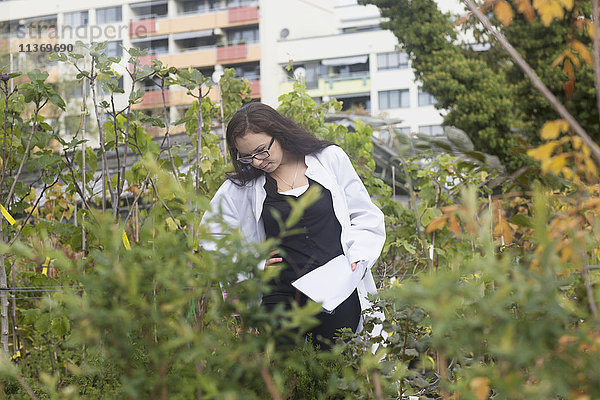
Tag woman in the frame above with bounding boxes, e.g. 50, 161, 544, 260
201, 102, 385, 346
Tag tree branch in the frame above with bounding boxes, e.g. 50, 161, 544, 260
463, 0, 600, 166
593, 0, 600, 124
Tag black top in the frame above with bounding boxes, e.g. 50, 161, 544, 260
261, 173, 344, 303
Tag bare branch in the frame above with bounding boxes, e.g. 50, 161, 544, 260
258, 365, 282, 400
89, 62, 114, 211
463, 0, 600, 166
5, 106, 41, 207
593, 0, 600, 124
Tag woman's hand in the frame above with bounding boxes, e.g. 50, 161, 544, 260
265, 251, 283, 267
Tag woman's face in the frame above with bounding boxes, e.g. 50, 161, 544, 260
235, 131, 283, 173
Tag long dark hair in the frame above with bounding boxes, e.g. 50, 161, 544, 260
225, 102, 336, 186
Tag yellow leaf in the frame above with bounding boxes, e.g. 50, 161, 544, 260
533, 0, 564, 26
557, 0, 573, 10
561, 166, 574, 180
542, 153, 568, 174
582, 143, 591, 157
588, 21, 597, 40
426, 215, 448, 234
469, 376, 491, 400
540, 120, 563, 139
515, 0, 535, 21
571, 40, 593, 66
495, 0, 514, 26
584, 158, 598, 176
572, 136, 582, 149
550, 51, 566, 68
560, 244, 573, 263
527, 141, 559, 161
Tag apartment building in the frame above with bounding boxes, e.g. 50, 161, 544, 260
0, 0, 447, 139
0, 0, 261, 139
260, 0, 445, 136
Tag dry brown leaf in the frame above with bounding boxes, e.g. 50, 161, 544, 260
426, 215, 448, 234
448, 214, 462, 236
515, 0, 536, 20
495, 0, 515, 26
571, 40, 593, 66
469, 377, 491, 400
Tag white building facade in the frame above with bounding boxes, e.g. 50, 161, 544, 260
260, 0, 445, 136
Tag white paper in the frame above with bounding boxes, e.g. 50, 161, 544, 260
291, 254, 368, 312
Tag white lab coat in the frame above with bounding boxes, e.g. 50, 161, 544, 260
201, 144, 386, 330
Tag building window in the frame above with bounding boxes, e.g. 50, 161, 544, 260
182, 0, 220, 13
64, 11, 88, 28
419, 125, 444, 136
131, 1, 168, 20
338, 94, 370, 112
228, 62, 260, 81
113, 76, 124, 90
227, 0, 257, 7
97, 6, 122, 24
226, 27, 259, 45
103, 41, 122, 58
378, 89, 409, 109
377, 52, 409, 70
134, 38, 169, 55
397, 126, 411, 134
418, 89, 438, 106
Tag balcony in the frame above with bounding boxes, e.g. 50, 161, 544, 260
133, 87, 219, 110
217, 44, 247, 62
279, 75, 370, 99
324, 72, 369, 89
134, 6, 257, 38
130, 19, 157, 37
141, 89, 169, 107
139, 54, 158, 66
160, 47, 217, 69
228, 6, 259, 23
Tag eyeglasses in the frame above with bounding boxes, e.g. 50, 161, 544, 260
236, 137, 275, 164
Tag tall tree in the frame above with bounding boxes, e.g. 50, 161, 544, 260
361, 0, 598, 172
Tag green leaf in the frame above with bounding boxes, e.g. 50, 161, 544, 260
27, 69, 49, 82
510, 214, 533, 228
51, 316, 70, 336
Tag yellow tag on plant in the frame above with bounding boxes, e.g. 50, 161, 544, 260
0, 205, 15, 225
122, 231, 131, 250
42, 256, 50, 276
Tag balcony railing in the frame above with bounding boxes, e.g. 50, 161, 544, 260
177, 6, 226, 16
130, 19, 157, 37
324, 72, 369, 88
177, 44, 217, 53
228, 6, 259, 23
216, 44, 247, 62
142, 89, 170, 106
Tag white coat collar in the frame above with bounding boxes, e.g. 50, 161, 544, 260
249, 150, 336, 223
